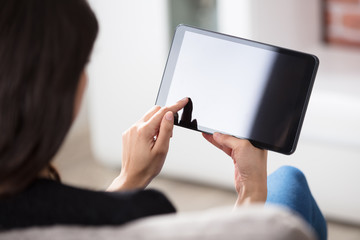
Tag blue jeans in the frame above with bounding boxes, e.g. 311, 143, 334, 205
266, 166, 327, 240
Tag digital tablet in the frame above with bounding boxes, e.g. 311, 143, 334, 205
156, 25, 319, 155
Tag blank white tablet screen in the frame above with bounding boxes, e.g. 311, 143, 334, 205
165, 31, 276, 138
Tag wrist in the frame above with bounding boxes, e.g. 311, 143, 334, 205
107, 172, 150, 191
235, 184, 267, 206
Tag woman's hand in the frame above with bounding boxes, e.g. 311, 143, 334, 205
203, 132, 267, 206
107, 98, 189, 191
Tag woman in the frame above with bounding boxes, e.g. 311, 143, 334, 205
0, 0, 326, 239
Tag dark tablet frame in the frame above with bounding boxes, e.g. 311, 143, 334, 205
156, 25, 319, 155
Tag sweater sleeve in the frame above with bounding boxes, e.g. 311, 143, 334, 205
0, 179, 176, 230
101, 188, 177, 224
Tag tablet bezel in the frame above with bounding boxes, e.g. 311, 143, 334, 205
156, 24, 319, 155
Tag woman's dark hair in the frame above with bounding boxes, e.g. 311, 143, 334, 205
0, 0, 98, 196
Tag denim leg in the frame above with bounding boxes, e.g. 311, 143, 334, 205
266, 166, 327, 240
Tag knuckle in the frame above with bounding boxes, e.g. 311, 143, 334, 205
232, 147, 241, 159
154, 105, 161, 111
155, 147, 167, 156
125, 123, 143, 136
122, 129, 130, 138
161, 106, 169, 113
239, 139, 251, 148
232, 140, 249, 156
232, 140, 256, 158
136, 124, 146, 135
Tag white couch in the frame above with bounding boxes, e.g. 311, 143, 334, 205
0, 205, 316, 240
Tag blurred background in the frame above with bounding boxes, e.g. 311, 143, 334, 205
54, 0, 360, 239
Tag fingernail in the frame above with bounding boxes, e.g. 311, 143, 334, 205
213, 132, 221, 140
165, 112, 173, 121
181, 97, 188, 102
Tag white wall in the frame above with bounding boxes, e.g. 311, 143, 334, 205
87, 0, 169, 167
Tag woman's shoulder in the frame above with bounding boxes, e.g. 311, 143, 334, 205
0, 179, 176, 230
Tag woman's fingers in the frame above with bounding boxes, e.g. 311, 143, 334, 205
203, 133, 221, 148
142, 105, 161, 122
141, 97, 188, 123
111, 98, 189, 191
153, 111, 174, 155
203, 132, 232, 156
213, 132, 239, 150
146, 98, 188, 131
204, 132, 268, 205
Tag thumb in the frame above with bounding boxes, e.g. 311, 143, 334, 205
213, 132, 238, 150
153, 111, 174, 153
